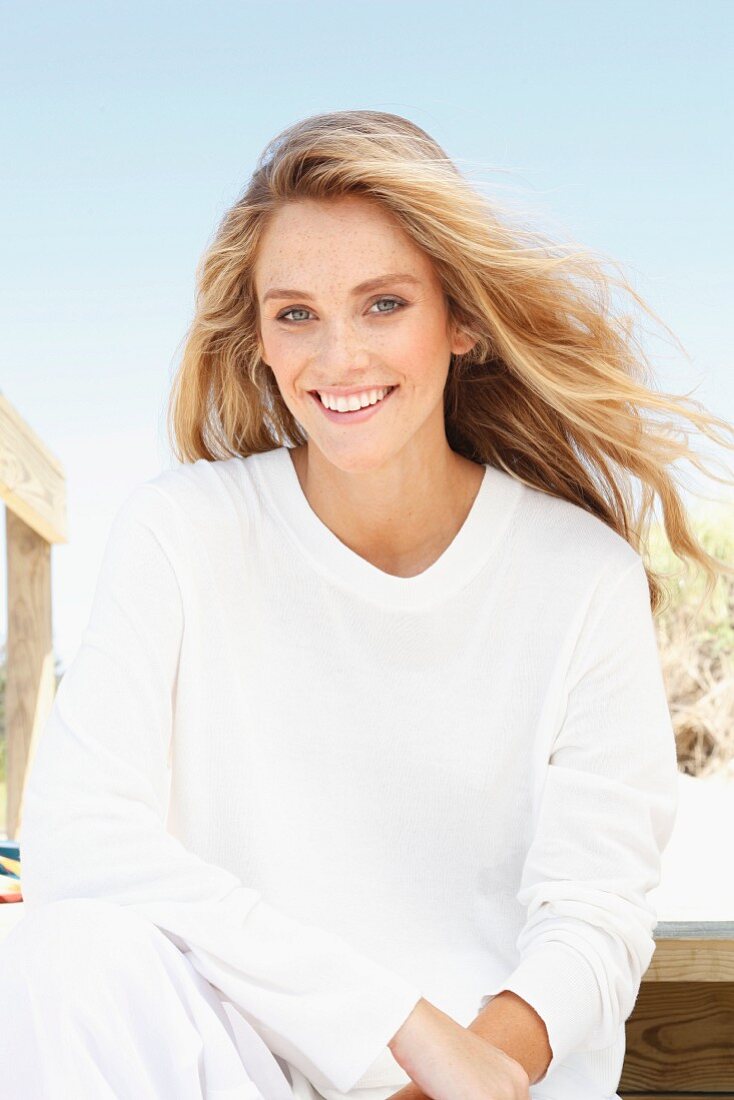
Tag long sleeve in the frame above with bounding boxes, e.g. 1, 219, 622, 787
477, 554, 679, 1082
18, 481, 423, 1096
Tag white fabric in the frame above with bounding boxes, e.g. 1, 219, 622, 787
0, 895, 403, 1099
16, 445, 679, 1099
0, 899, 620, 1100
0, 896, 294, 1098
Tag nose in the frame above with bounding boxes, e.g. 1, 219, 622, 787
316, 315, 371, 376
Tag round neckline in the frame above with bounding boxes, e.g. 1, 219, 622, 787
248, 446, 523, 610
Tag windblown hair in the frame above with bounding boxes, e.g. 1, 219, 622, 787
167, 109, 734, 614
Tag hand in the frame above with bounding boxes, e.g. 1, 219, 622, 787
388, 998, 530, 1100
389, 1085, 429, 1100
392, 1036, 529, 1100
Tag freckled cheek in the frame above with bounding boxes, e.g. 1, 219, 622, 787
390, 328, 446, 386
374, 320, 427, 363
262, 334, 310, 394
263, 330, 298, 362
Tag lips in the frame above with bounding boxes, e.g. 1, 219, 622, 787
312, 386, 395, 408
308, 384, 399, 422
308, 386, 396, 399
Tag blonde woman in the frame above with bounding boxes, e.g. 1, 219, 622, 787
5, 110, 733, 1100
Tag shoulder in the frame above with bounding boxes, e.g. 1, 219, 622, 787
144, 454, 251, 511
506, 478, 653, 683
511, 474, 642, 590
110, 454, 263, 560
126, 453, 268, 524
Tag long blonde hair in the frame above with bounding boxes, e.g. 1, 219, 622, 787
168, 109, 734, 614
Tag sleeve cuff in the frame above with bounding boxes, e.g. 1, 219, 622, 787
349, 1043, 414, 1090
478, 941, 604, 1082
213, 897, 425, 1095
290, 975, 423, 1095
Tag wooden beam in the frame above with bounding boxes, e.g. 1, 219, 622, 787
5, 507, 55, 840
0, 390, 67, 544
621, 980, 734, 1093
648, 923, 734, 982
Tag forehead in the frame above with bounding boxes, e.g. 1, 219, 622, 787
254, 196, 432, 286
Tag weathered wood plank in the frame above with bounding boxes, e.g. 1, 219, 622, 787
647, 933, 734, 982
0, 389, 67, 544
655, 921, 734, 939
5, 508, 56, 840
620, 980, 734, 1092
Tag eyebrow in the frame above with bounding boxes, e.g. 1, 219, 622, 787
262, 273, 422, 303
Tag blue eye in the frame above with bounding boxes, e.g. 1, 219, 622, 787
370, 296, 405, 314
276, 296, 406, 324
278, 307, 311, 323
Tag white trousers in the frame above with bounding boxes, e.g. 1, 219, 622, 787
0, 897, 394, 1100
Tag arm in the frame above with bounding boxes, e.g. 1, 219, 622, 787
18, 481, 423, 1096
467, 990, 552, 1084
387, 998, 531, 1100
472, 555, 679, 1083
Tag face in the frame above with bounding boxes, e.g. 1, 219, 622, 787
254, 195, 475, 472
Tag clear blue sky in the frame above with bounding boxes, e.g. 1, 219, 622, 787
2, 0, 733, 668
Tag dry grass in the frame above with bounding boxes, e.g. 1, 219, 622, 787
648, 501, 734, 780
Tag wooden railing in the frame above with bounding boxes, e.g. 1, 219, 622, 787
0, 389, 67, 840
620, 920, 734, 1098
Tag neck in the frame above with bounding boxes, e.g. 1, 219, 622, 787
288, 444, 485, 578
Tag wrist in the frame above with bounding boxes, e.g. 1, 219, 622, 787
388, 997, 463, 1078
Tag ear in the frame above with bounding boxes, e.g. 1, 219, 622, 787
450, 327, 478, 357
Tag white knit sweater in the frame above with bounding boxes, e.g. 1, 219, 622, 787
20, 445, 679, 1099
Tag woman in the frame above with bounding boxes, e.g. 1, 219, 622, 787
5, 110, 733, 1100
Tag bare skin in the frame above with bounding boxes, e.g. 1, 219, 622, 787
289, 441, 485, 578
386, 998, 531, 1100
254, 193, 486, 581
254, 194, 530, 1097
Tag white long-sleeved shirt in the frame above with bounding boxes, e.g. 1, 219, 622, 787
19, 445, 679, 1099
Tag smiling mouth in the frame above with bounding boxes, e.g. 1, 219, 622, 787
309, 386, 398, 410
307, 384, 399, 420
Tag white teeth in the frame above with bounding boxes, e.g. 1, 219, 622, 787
317, 387, 392, 412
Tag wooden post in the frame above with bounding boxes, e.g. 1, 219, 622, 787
0, 390, 67, 839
